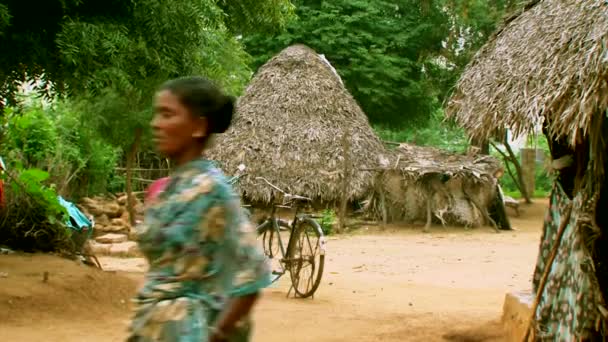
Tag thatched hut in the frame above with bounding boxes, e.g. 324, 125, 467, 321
447, 0, 608, 339
365, 144, 505, 230
208, 44, 387, 204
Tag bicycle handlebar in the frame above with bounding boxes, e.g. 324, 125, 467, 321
229, 174, 312, 203
228, 173, 247, 185
254, 177, 312, 203
255, 177, 285, 194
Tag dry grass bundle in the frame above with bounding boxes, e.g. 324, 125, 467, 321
208, 44, 388, 203
446, 0, 608, 179
365, 144, 502, 227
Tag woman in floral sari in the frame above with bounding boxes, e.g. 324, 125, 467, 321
128, 76, 271, 342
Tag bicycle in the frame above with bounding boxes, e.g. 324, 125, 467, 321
229, 174, 326, 298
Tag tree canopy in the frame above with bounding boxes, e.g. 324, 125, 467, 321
243, 0, 521, 128
0, 0, 523, 142
0, 0, 294, 151
0, 0, 293, 105
243, 0, 449, 127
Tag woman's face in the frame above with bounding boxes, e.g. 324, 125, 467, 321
151, 90, 206, 157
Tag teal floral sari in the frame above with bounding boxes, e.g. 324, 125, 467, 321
127, 159, 271, 341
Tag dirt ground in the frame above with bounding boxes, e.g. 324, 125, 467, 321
0, 200, 547, 342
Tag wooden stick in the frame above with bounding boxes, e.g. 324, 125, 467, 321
380, 190, 388, 226
393, 155, 401, 169
424, 195, 432, 233
339, 131, 351, 233
462, 186, 500, 233
358, 168, 388, 172
522, 203, 573, 342
132, 177, 156, 184
382, 140, 402, 146
126, 128, 143, 227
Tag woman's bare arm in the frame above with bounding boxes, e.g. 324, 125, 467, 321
210, 292, 260, 341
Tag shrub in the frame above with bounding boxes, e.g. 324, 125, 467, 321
0, 166, 73, 252
319, 209, 336, 235
2, 100, 119, 198
374, 109, 468, 153
0, 99, 119, 252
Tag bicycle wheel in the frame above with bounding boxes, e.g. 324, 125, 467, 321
288, 217, 325, 298
259, 219, 289, 259
257, 219, 290, 278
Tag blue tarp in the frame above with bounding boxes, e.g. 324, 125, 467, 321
58, 196, 94, 238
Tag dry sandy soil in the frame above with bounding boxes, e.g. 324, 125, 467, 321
0, 200, 547, 342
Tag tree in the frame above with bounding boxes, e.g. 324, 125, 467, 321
434, 0, 522, 102
0, 0, 295, 166
490, 134, 532, 204
430, 0, 523, 153
243, 0, 450, 127
0, 0, 294, 108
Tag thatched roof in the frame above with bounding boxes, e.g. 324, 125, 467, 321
208, 44, 387, 203
446, 0, 608, 147
388, 144, 501, 182
365, 144, 502, 226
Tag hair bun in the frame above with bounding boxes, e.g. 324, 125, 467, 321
210, 95, 234, 134
160, 76, 235, 134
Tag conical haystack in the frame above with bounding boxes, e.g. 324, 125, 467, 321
208, 44, 387, 203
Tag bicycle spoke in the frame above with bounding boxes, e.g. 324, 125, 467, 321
290, 228, 318, 296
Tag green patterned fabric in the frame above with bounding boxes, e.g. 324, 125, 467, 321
532, 183, 602, 340
127, 158, 271, 341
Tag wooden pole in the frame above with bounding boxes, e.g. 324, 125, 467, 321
380, 189, 388, 226
126, 128, 143, 227
338, 132, 351, 234
424, 195, 432, 233
522, 203, 573, 341
521, 148, 537, 200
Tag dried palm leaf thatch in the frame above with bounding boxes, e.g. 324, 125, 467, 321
208, 44, 388, 203
364, 144, 502, 227
446, 0, 608, 164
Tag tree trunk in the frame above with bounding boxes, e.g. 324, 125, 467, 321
126, 128, 143, 227
503, 138, 532, 204
490, 133, 532, 204
338, 131, 351, 234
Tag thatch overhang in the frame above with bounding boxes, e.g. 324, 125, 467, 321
446, 1, 608, 337
387, 144, 502, 182
208, 44, 388, 203
446, 0, 608, 155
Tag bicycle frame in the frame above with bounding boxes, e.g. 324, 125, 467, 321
255, 199, 309, 280
228, 172, 325, 293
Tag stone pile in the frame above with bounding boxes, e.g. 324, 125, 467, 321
79, 194, 144, 257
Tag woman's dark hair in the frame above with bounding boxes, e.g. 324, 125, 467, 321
159, 76, 234, 134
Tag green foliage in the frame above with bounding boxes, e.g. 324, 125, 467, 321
2, 100, 119, 198
0, 0, 294, 155
243, 0, 450, 127
526, 133, 550, 150
243, 0, 524, 128
492, 136, 553, 199
4, 106, 57, 164
0, 0, 293, 101
319, 209, 336, 235
0, 3, 10, 36
436, 0, 523, 102
11, 167, 67, 224
0, 163, 73, 253
219, 0, 295, 34
374, 109, 468, 153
